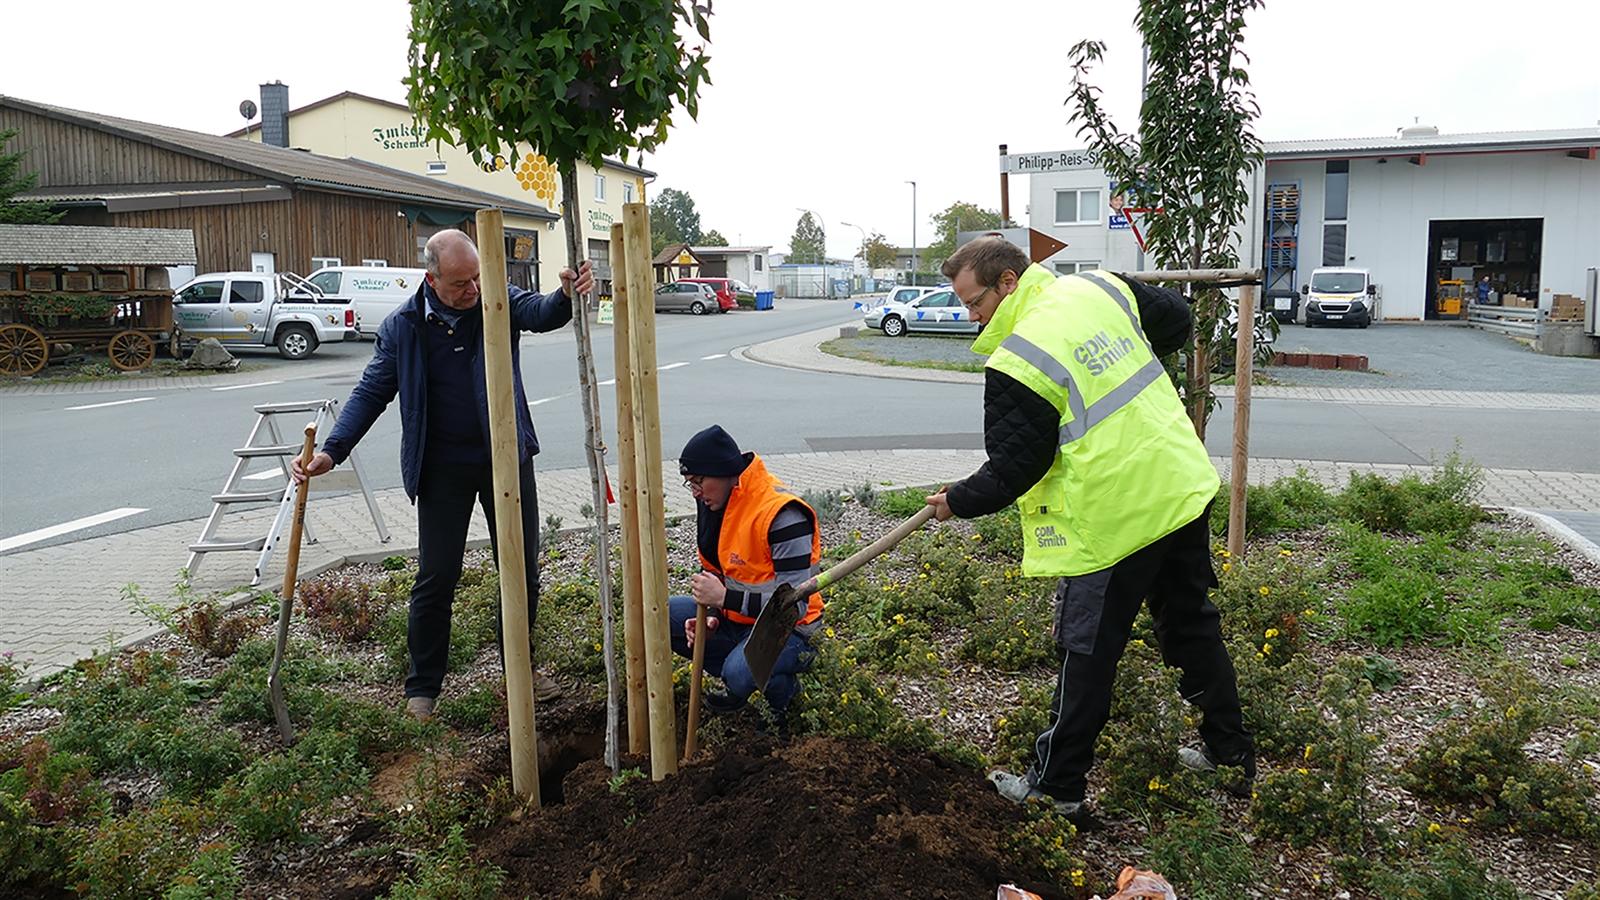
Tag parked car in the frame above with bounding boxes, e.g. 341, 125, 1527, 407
677, 277, 741, 312
654, 281, 721, 315
300, 265, 426, 337
862, 288, 981, 337
876, 285, 940, 309
172, 272, 359, 359
1301, 267, 1377, 328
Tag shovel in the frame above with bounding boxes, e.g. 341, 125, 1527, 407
745, 504, 936, 691
268, 421, 316, 745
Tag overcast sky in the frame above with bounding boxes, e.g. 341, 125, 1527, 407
4, 1, 1597, 258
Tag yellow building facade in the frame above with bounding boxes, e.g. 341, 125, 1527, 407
233, 92, 651, 292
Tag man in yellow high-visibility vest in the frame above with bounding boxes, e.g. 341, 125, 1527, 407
925, 237, 1254, 818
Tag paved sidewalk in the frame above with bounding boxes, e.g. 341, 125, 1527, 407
748, 323, 1600, 411
6, 449, 1600, 683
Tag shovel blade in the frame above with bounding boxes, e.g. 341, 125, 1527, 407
744, 584, 803, 692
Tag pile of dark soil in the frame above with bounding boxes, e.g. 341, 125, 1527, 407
476, 724, 1069, 900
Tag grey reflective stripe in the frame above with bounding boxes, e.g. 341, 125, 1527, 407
1059, 356, 1167, 444
1077, 272, 1154, 355
1000, 333, 1087, 424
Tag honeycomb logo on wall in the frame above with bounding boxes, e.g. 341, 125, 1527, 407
516, 153, 558, 205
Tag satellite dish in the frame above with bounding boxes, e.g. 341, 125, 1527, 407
239, 99, 258, 120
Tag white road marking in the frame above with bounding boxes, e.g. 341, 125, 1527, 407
598, 379, 616, 387
242, 470, 285, 481
0, 507, 149, 552
64, 397, 153, 411
700, 353, 727, 360
211, 380, 283, 392
528, 395, 564, 406
659, 362, 690, 371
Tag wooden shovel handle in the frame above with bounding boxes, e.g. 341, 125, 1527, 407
684, 603, 710, 759
804, 504, 936, 596
281, 423, 316, 597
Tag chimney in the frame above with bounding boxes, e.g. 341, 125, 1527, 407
259, 82, 290, 148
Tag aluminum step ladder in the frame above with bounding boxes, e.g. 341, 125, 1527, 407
187, 399, 390, 585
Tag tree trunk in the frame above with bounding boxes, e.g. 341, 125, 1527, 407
558, 163, 620, 773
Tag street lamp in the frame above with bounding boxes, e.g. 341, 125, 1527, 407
905, 180, 917, 285
796, 206, 827, 298
839, 220, 869, 258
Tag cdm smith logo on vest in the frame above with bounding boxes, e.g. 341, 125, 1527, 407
1073, 331, 1138, 376
1034, 526, 1069, 548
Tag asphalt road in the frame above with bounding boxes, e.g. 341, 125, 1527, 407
3, 301, 1597, 554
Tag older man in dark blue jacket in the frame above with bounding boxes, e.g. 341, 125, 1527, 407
295, 229, 592, 719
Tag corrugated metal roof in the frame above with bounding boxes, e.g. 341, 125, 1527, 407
0, 96, 559, 219
0, 224, 197, 266
1266, 127, 1600, 158
690, 245, 771, 254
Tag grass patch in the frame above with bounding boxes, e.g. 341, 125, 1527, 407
819, 335, 986, 373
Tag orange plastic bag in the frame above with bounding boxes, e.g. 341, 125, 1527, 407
1106, 866, 1176, 900
996, 887, 1043, 900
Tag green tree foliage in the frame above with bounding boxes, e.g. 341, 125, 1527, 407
650, 187, 705, 254
861, 232, 897, 269
0, 129, 63, 224
920, 202, 1001, 272
789, 212, 825, 264
1066, 0, 1264, 438
699, 228, 728, 247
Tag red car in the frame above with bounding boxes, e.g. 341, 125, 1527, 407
678, 277, 742, 312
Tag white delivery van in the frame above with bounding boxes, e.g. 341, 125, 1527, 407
303, 266, 426, 337
1300, 267, 1379, 328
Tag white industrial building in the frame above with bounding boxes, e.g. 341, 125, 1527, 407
1013, 126, 1600, 323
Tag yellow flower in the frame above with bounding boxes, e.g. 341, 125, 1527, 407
1221, 562, 1231, 573
825, 627, 836, 638
972, 533, 983, 541
1280, 548, 1293, 557
593, 641, 603, 651
1147, 776, 1165, 792
938, 707, 949, 717
839, 692, 849, 704
925, 651, 937, 661
1428, 822, 1443, 835
1505, 706, 1519, 719
1297, 767, 1309, 775
1129, 638, 1146, 648
1071, 870, 1086, 887
1304, 744, 1315, 761
1265, 628, 1280, 639
1301, 608, 1315, 618
996, 717, 1008, 728
893, 613, 906, 625
1221, 549, 1232, 559
1258, 586, 1270, 597
1262, 643, 1273, 655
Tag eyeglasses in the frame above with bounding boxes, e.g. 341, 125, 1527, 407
682, 474, 707, 491
957, 284, 995, 311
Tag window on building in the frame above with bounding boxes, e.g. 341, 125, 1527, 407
229, 280, 265, 305
1323, 160, 1349, 265
754, 255, 764, 271
361, 259, 388, 267
623, 181, 635, 204
1053, 261, 1101, 275
311, 256, 341, 271
594, 173, 606, 202
426, 160, 447, 175
587, 238, 610, 276
1054, 189, 1102, 225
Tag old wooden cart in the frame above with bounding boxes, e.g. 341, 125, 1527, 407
0, 224, 197, 376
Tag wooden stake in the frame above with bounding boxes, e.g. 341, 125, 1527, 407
622, 201, 678, 779
684, 602, 709, 760
477, 208, 540, 805
1227, 283, 1255, 560
267, 421, 316, 746
557, 165, 620, 774
612, 222, 649, 755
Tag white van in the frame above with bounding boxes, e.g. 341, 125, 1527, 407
302, 266, 426, 337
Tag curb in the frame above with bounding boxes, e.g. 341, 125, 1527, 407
1505, 508, 1600, 567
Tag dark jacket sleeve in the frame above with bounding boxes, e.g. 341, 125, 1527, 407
946, 368, 1059, 518
509, 283, 573, 333
1117, 274, 1193, 357
322, 317, 400, 465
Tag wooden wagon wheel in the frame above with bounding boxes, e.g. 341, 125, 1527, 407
108, 330, 156, 371
0, 324, 48, 376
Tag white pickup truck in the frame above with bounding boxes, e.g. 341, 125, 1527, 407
171, 272, 361, 359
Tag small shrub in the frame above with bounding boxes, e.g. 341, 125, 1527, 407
0, 790, 77, 892
1403, 664, 1599, 838
793, 639, 940, 753
382, 555, 409, 571
800, 488, 844, 525
386, 824, 505, 900
535, 577, 609, 682
959, 587, 1055, 673
992, 679, 1053, 773
875, 487, 927, 519
1361, 654, 1405, 691
850, 481, 877, 506
1229, 637, 1327, 759
439, 680, 507, 735
1, 651, 31, 712
1339, 452, 1484, 537
162, 841, 243, 900
1215, 548, 1319, 665
300, 574, 392, 643
212, 637, 348, 726
1003, 801, 1087, 890
1094, 636, 1208, 817
1355, 830, 1518, 900
1212, 471, 1339, 538
0, 737, 105, 824
974, 505, 1024, 560
75, 798, 213, 899
1148, 804, 1255, 900
221, 729, 369, 843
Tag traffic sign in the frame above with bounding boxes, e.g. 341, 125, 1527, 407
999, 149, 1101, 174
956, 228, 1068, 263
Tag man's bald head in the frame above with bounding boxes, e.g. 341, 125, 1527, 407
423, 229, 482, 310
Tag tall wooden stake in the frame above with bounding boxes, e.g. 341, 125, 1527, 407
557, 166, 620, 773
622, 201, 678, 779
1227, 283, 1255, 560
268, 421, 316, 746
612, 222, 649, 755
477, 209, 540, 804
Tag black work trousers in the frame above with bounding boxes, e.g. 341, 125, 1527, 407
406, 458, 539, 699
1029, 506, 1253, 802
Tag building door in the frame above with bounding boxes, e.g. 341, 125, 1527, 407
251, 252, 276, 274
1424, 219, 1543, 319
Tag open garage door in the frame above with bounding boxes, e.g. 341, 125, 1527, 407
1424, 218, 1543, 319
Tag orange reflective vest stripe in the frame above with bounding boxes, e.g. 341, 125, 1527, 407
696, 454, 824, 626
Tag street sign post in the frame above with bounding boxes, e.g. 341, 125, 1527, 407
998, 149, 1101, 175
